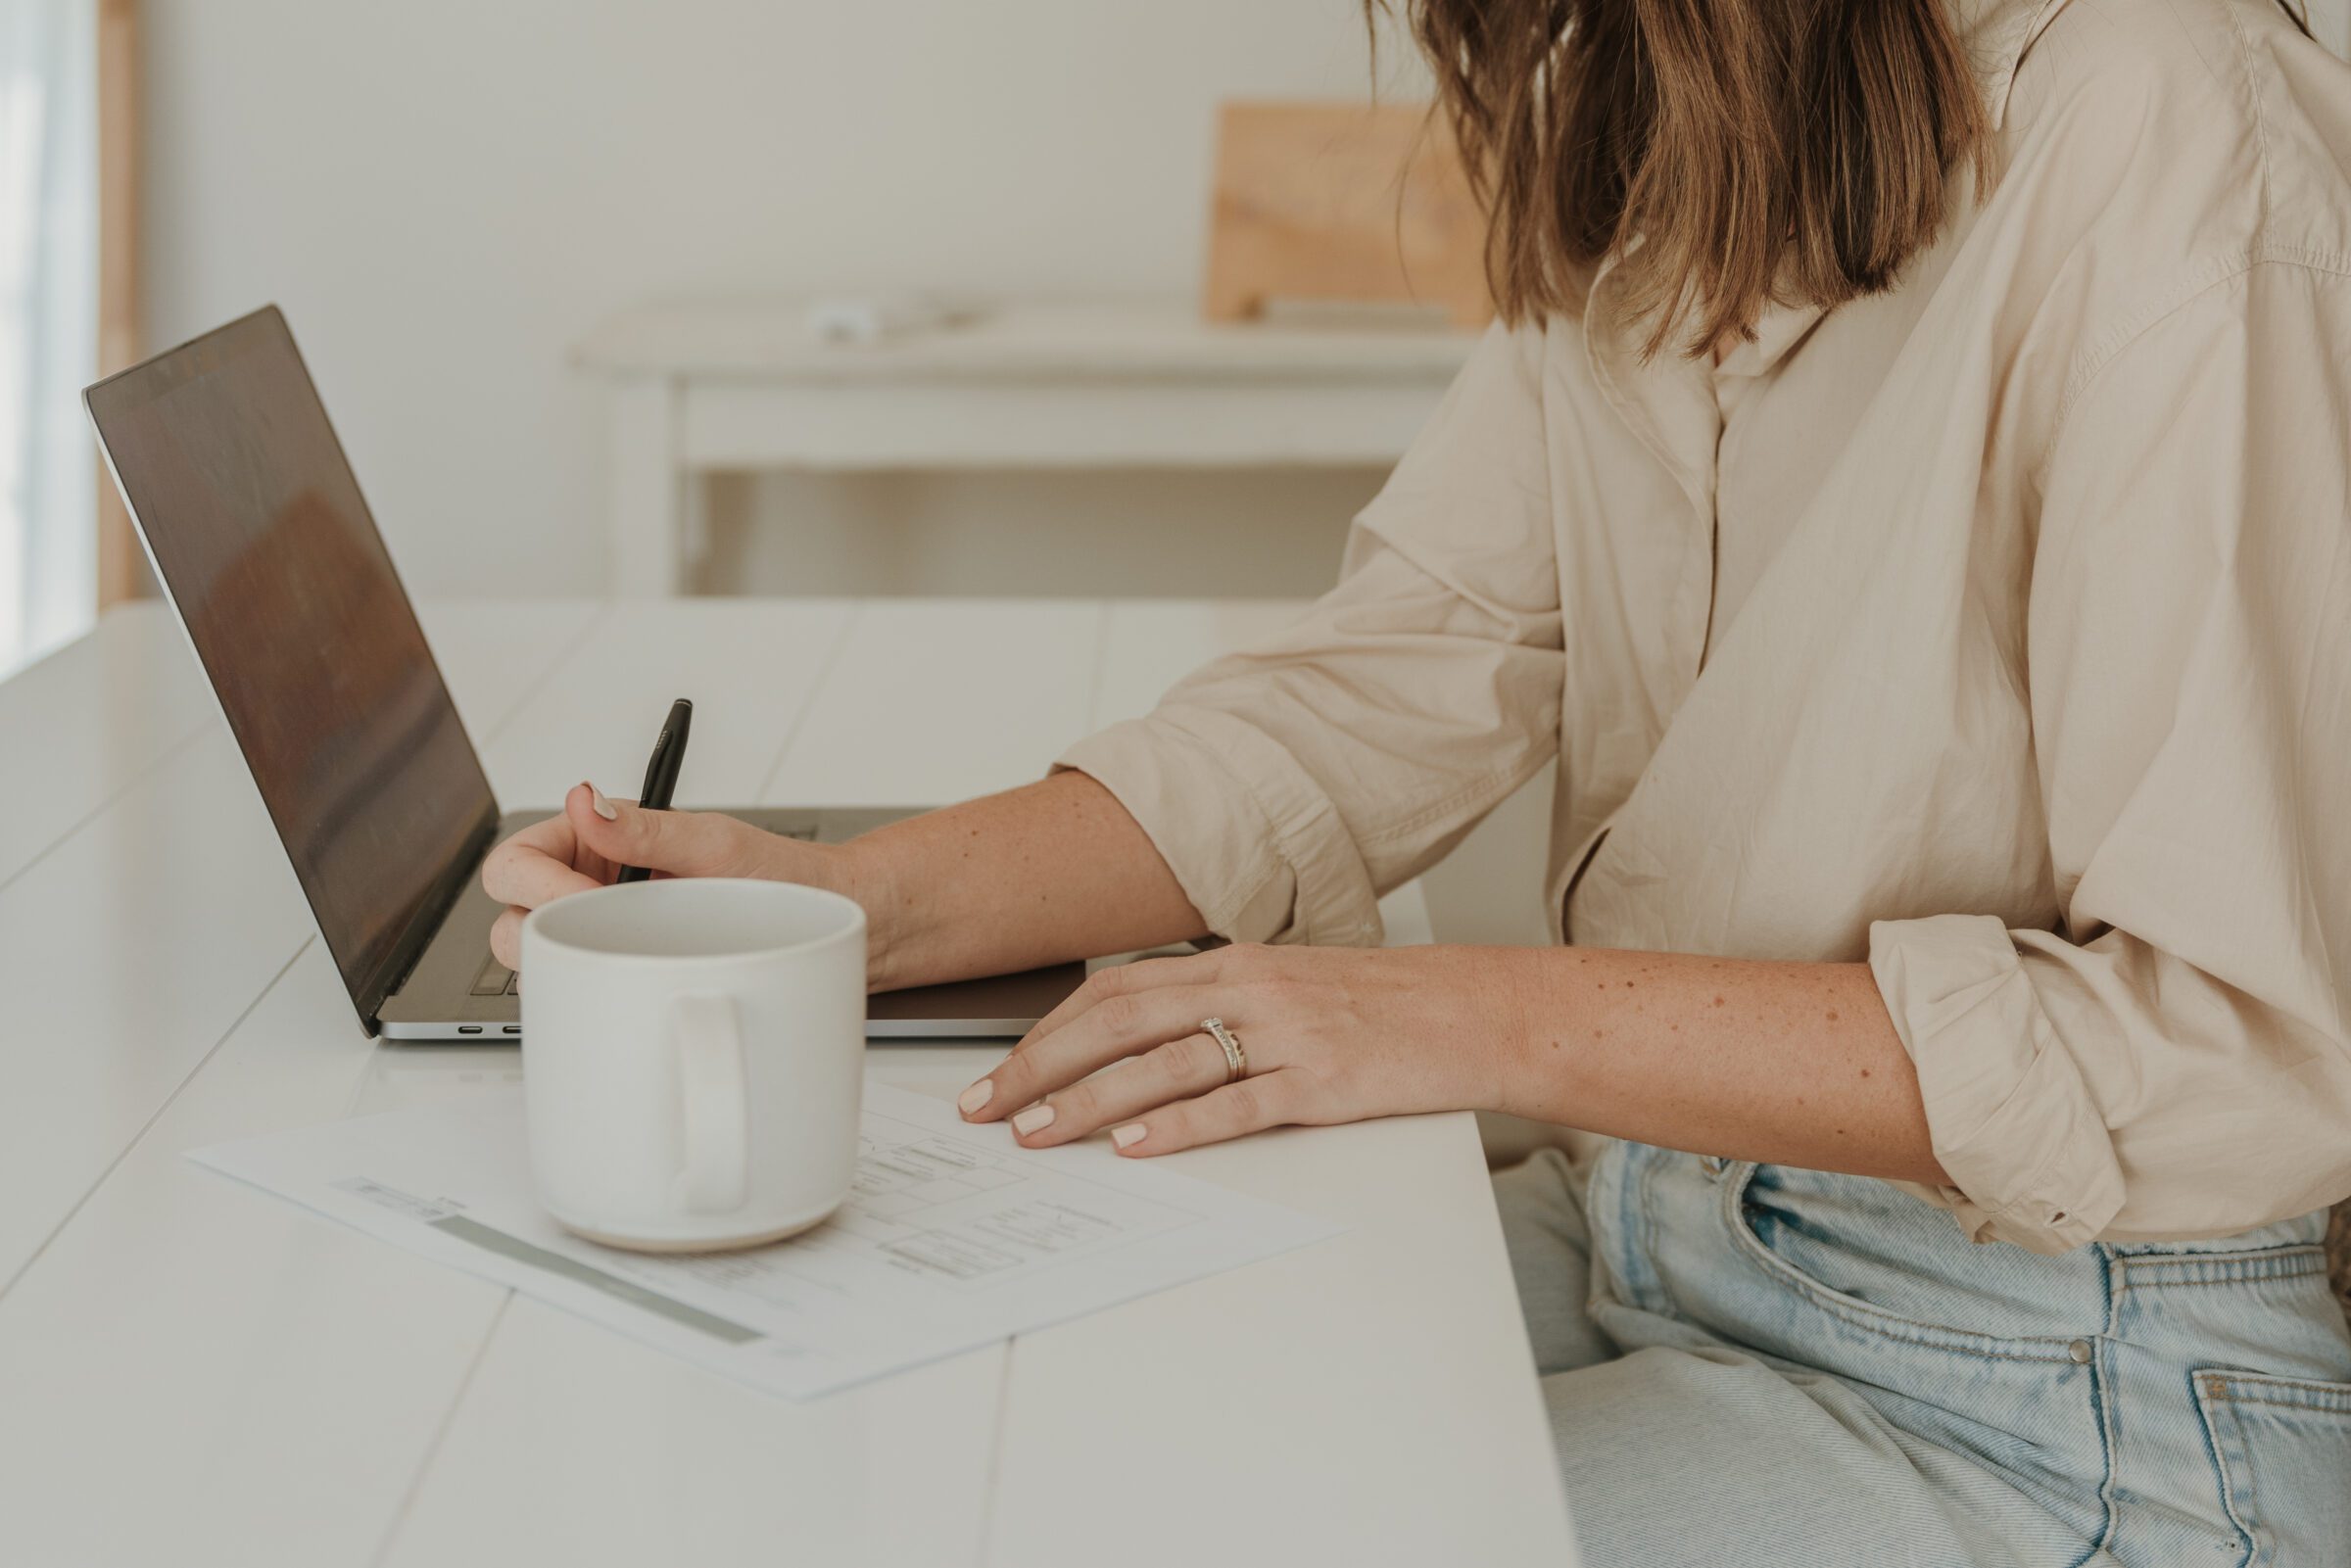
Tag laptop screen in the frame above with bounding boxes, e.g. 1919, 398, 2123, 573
84, 307, 497, 1020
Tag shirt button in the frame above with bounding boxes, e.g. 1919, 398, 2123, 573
2067, 1339, 2094, 1364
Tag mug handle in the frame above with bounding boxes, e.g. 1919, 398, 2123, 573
670, 993, 748, 1213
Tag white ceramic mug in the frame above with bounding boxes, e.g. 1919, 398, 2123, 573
519, 878, 866, 1253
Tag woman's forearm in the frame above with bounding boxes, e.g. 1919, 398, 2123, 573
843, 772, 1207, 990
1503, 947, 1951, 1185
840, 781, 1947, 1186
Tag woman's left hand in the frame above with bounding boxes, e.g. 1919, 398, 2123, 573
955, 943, 1532, 1156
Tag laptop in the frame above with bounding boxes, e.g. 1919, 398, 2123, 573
83, 305, 1084, 1042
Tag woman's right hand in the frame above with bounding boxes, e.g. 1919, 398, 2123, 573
481, 783, 855, 972
480, 771, 1204, 997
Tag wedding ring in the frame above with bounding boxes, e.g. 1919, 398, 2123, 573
1201, 1017, 1247, 1084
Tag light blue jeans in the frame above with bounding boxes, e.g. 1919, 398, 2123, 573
1494, 1143, 2351, 1566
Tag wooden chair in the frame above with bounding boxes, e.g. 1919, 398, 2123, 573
1202, 100, 1491, 331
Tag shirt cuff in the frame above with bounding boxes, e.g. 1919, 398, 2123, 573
1868, 913, 2128, 1254
1054, 707, 1382, 947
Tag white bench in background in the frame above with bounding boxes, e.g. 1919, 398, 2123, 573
572, 300, 1476, 595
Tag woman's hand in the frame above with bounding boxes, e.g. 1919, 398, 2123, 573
956, 942, 1533, 1156
481, 783, 854, 971
480, 771, 1206, 993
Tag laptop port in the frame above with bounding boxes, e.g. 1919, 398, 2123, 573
503, 1025, 520, 1034
457, 1025, 483, 1034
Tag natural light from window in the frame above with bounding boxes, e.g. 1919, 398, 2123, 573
0, 0, 97, 680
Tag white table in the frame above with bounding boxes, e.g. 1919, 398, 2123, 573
572, 301, 1478, 596
0, 599, 1574, 1568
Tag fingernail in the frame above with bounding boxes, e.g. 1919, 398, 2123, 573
1011, 1103, 1056, 1136
1112, 1122, 1146, 1150
958, 1080, 992, 1117
588, 784, 618, 821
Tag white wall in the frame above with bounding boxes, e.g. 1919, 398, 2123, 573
142, 0, 1416, 600
138, 0, 2351, 605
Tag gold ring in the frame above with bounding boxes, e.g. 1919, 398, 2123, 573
1201, 1017, 1247, 1084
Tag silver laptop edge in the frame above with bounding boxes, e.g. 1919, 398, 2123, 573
85, 305, 1081, 1044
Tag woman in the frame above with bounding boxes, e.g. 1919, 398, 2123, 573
489, 0, 2351, 1560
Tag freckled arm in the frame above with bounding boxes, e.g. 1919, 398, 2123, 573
1499, 948, 1951, 1185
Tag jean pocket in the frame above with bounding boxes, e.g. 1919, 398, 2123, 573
2195, 1369, 2351, 1567
1720, 1162, 2093, 1359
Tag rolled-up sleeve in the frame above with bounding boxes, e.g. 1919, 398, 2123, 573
1057, 320, 1564, 946
1871, 261, 2351, 1253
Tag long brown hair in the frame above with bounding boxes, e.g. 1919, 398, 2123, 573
1384, 0, 2312, 358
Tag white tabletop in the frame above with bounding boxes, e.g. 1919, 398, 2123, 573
0, 599, 1574, 1568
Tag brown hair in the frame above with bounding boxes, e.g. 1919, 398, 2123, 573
1384, 0, 2314, 358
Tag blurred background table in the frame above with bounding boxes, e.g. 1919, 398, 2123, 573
573, 302, 1478, 596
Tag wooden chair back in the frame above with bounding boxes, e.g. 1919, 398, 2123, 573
1202, 100, 1491, 331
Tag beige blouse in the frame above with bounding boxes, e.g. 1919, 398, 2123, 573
1059, 0, 2351, 1254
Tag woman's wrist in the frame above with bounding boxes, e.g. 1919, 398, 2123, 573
802, 775, 1210, 997
822, 835, 917, 990
1477, 944, 1574, 1117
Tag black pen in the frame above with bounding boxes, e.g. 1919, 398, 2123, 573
615, 698, 693, 884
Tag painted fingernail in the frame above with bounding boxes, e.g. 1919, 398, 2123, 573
1112, 1122, 1146, 1150
958, 1080, 993, 1117
588, 784, 619, 821
1012, 1104, 1056, 1136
